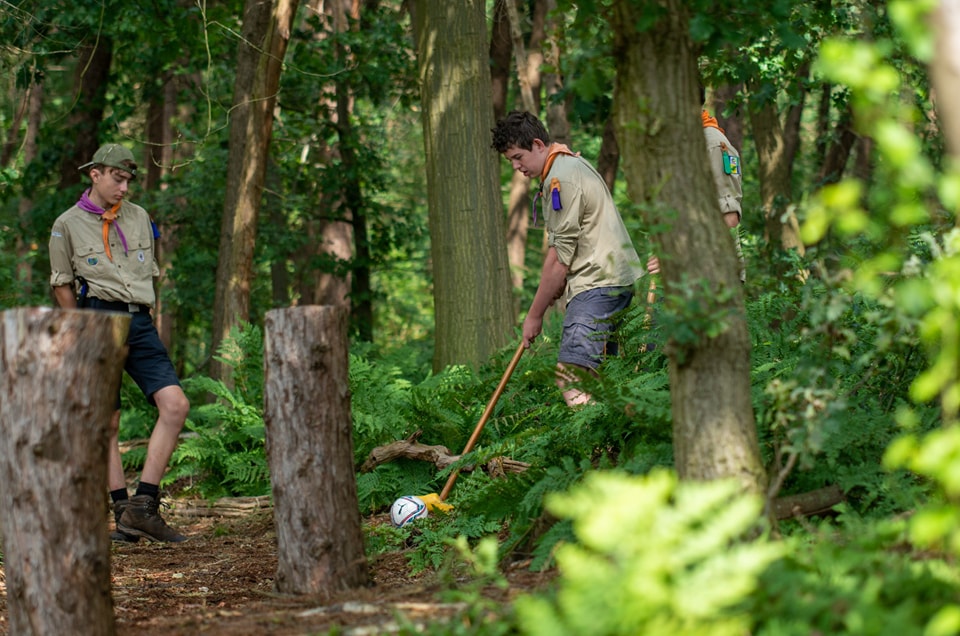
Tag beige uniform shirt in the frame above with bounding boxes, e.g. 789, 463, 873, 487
703, 125, 746, 282
703, 125, 743, 219
49, 199, 160, 305
543, 154, 643, 302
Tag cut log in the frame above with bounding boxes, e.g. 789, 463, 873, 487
0, 307, 129, 636
264, 306, 369, 596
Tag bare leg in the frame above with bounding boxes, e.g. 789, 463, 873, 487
556, 363, 595, 407
140, 384, 190, 485
106, 410, 126, 492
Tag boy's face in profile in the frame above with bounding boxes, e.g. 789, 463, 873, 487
502, 138, 548, 180
89, 166, 135, 208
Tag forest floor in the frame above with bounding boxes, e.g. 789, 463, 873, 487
0, 502, 555, 635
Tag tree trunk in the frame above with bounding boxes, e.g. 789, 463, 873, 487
58, 41, 113, 191
506, 171, 532, 293
0, 307, 130, 636
930, 0, 960, 159
814, 82, 833, 161
293, 0, 353, 313
211, 0, 300, 382
1, 79, 29, 168
489, 0, 512, 121
414, 0, 515, 371
817, 101, 856, 186
781, 62, 810, 180
16, 78, 43, 303
541, 0, 568, 146
853, 135, 874, 184
263, 305, 369, 595
609, 1, 765, 494
712, 83, 745, 153
145, 74, 178, 352
502, 0, 548, 295
332, 0, 373, 341
596, 116, 620, 193
749, 97, 806, 256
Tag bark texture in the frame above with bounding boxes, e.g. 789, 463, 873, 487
414, 0, 514, 371
0, 307, 129, 636
610, 1, 765, 493
58, 40, 112, 191
212, 0, 299, 381
264, 305, 369, 595
931, 0, 960, 159
749, 97, 806, 255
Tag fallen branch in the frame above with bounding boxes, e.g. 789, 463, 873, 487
772, 484, 845, 520
360, 431, 530, 477
170, 495, 273, 518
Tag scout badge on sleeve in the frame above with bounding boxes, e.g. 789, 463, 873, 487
721, 142, 740, 176
550, 177, 562, 210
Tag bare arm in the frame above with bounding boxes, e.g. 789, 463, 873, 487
522, 246, 569, 348
724, 211, 740, 228
52, 285, 77, 309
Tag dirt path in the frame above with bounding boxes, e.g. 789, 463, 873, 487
1, 509, 552, 635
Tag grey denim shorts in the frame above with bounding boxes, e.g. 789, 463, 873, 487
557, 286, 634, 370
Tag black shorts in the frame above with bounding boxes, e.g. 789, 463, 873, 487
558, 286, 634, 370
86, 301, 181, 406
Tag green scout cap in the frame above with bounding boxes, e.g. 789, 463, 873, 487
78, 143, 138, 178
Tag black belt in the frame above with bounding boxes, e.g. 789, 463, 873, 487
86, 297, 151, 313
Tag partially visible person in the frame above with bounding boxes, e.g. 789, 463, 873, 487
491, 111, 658, 406
49, 143, 189, 543
701, 87, 746, 283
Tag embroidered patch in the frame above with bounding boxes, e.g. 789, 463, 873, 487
137, 251, 145, 263
550, 177, 562, 211
86, 257, 99, 266
51, 231, 63, 238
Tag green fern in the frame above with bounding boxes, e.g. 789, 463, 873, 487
166, 323, 269, 499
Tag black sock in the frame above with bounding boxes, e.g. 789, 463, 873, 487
135, 482, 160, 499
110, 489, 129, 504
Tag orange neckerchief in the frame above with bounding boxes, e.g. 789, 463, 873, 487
539, 143, 577, 181
531, 143, 578, 226
100, 202, 122, 261
701, 110, 724, 133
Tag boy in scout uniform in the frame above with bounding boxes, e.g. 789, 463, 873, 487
491, 112, 658, 406
49, 143, 189, 543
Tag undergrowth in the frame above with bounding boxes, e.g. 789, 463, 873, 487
112, 259, 941, 635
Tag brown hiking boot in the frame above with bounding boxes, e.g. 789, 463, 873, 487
111, 499, 140, 543
118, 494, 187, 543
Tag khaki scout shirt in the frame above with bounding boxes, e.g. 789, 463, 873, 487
542, 154, 643, 302
703, 125, 746, 282
703, 125, 743, 220
49, 199, 160, 306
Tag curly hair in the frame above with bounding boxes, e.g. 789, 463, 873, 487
490, 111, 551, 153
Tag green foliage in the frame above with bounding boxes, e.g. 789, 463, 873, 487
653, 274, 739, 365
514, 470, 784, 636
165, 323, 270, 499
749, 511, 960, 635
807, 0, 960, 570
392, 536, 515, 636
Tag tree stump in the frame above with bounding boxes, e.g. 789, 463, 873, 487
0, 307, 129, 636
264, 306, 369, 595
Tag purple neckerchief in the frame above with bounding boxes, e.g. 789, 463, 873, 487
77, 189, 128, 257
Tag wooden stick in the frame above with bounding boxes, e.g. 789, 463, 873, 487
439, 341, 525, 501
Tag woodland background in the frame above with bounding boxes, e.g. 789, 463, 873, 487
3, 0, 960, 633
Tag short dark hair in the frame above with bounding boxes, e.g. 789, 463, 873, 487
491, 111, 550, 153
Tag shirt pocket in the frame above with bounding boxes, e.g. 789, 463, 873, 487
124, 236, 154, 277
74, 243, 109, 279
